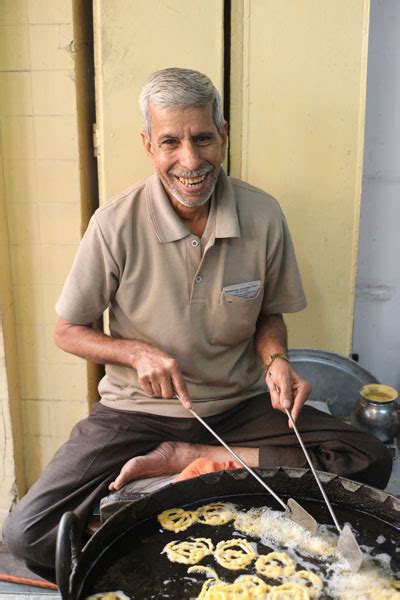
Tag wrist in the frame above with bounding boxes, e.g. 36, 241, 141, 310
122, 339, 149, 369
263, 352, 289, 375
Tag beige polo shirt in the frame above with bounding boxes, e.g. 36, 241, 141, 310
56, 170, 306, 417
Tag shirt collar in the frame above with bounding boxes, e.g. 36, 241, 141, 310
146, 169, 241, 243
214, 169, 241, 239
146, 174, 189, 242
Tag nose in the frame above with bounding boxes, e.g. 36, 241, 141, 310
179, 140, 202, 171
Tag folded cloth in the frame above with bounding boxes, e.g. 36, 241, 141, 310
176, 457, 241, 481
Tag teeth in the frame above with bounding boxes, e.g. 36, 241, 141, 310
178, 174, 207, 186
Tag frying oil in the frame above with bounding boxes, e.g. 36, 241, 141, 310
235, 506, 400, 599
84, 498, 400, 600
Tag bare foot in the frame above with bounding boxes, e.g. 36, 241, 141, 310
108, 441, 259, 491
109, 442, 202, 491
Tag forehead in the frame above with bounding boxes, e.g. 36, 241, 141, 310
148, 103, 216, 137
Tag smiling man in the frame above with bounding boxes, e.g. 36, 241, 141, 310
3, 68, 392, 582
144, 104, 225, 211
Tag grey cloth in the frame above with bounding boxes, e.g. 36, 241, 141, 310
2, 395, 392, 582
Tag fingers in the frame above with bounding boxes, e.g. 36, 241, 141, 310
136, 353, 192, 409
266, 369, 292, 412
172, 375, 192, 410
139, 376, 156, 397
160, 376, 174, 400
277, 378, 292, 409
266, 363, 312, 426
291, 379, 312, 422
267, 381, 282, 411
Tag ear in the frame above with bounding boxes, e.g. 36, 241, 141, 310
141, 131, 154, 161
220, 121, 229, 160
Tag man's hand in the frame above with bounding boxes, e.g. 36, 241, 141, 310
129, 343, 191, 409
254, 313, 311, 424
265, 358, 311, 423
54, 317, 191, 409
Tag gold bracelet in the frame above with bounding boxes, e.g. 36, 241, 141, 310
264, 353, 289, 375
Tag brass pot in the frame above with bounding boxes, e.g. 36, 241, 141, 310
351, 384, 399, 442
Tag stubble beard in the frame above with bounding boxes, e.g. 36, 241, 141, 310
166, 166, 219, 208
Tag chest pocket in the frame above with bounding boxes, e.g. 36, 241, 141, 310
211, 286, 265, 346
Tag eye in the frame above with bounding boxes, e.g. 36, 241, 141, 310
160, 138, 178, 147
194, 134, 213, 145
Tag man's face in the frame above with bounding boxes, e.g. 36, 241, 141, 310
142, 103, 228, 209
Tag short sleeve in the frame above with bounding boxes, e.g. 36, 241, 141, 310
260, 211, 307, 315
55, 214, 120, 324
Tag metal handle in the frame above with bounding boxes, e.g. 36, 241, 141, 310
56, 511, 82, 600
189, 408, 287, 510
285, 409, 341, 532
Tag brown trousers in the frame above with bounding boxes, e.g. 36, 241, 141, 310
2, 395, 392, 582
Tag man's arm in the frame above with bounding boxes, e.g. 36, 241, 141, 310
254, 313, 311, 421
53, 318, 191, 408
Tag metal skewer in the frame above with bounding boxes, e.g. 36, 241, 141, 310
285, 408, 363, 572
187, 406, 318, 534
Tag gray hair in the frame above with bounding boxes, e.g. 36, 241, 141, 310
139, 67, 226, 137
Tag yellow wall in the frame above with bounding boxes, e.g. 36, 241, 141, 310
231, 0, 370, 353
0, 0, 370, 504
93, 0, 224, 203
0, 136, 24, 521
95, 0, 370, 353
0, 0, 88, 491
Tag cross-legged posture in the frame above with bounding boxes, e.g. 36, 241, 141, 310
3, 68, 392, 582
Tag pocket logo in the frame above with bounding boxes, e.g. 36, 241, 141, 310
222, 280, 261, 299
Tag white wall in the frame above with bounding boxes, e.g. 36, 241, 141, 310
353, 0, 400, 389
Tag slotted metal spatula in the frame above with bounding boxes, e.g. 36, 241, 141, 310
188, 407, 318, 534
285, 409, 363, 572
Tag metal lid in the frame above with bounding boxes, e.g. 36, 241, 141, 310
288, 348, 379, 417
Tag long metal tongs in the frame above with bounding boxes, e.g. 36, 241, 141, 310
188, 407, 317, 534
285, 409, 363, 572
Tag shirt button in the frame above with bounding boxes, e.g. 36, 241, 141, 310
191, 239, 199, 247
195, 275, 202, 283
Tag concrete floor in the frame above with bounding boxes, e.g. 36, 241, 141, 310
0, 543, 59, 598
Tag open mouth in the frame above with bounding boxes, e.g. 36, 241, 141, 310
176, 173, 208, 188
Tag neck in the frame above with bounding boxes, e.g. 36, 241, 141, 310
171, 200, 210, 236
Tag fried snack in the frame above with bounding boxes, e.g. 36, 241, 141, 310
195, 502, 237, 526
291, 570, 322, 599
85, 593, 130, 600
214, 539, 257, 570
200, 580, 252, 599
157, 507, 196, 532
196, 573, 269, 599
255, 552, 295, 578
162, 537, 214, 564
188, 565, 221, 581
197, 579, 218, 600
234, 574, 271, 597
390, 580, 400, 590
268, 583, 310, 599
